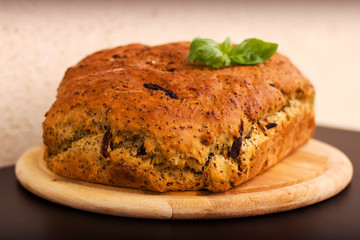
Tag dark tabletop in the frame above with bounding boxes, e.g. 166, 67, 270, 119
1, 126, 359, 240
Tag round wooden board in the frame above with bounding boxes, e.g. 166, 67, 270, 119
15, 139, 353, 219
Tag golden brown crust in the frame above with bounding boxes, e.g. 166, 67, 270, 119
43, 42, 315, 192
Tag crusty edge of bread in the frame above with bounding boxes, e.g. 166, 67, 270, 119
44, 97, 315, 192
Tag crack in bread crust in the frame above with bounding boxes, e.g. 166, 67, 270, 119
43, 42, 315, 192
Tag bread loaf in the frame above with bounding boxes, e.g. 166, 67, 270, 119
43, 42, 315, 192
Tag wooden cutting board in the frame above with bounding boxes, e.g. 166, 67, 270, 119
15, 139, 353, 219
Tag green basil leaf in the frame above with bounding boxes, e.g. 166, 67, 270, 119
220, 37, 232, 55
223, 53, 231, 67
229, 38, 278, 65
187, 37, 278, 69
187, 37, 220, 61
187, 37, 227, 69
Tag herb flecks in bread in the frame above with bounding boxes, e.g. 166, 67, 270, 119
43, 41, 315, 192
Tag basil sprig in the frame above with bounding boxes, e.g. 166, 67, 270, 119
187, 37, 278, 69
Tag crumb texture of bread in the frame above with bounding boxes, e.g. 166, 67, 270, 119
43, 42, 315, 192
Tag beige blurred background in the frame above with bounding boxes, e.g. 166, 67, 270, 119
1, 0, 359, 168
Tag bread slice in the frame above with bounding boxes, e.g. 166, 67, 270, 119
43, 42, 315, 192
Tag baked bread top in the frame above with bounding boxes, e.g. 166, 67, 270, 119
43, 42, 315, 192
